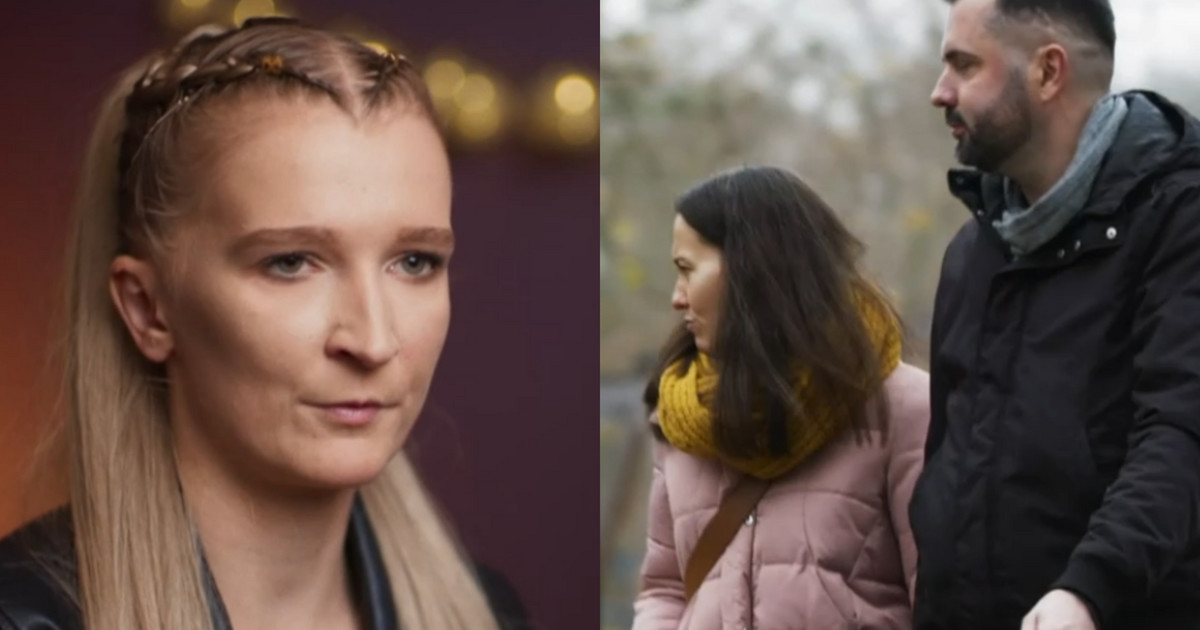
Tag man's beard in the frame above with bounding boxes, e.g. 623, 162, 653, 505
946, 70, 1033, 173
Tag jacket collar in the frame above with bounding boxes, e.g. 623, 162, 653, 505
204, 494, 399, 630
948, 90, 1200, 227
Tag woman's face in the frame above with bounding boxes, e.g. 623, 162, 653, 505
670, 214, 724, 353
113, 99, 452, 492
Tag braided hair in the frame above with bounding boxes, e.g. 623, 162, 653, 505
115, 16, 435, 254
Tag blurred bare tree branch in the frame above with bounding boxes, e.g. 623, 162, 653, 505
600, 0, 961, 379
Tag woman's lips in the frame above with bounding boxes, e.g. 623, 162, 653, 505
309, 400, 392, 427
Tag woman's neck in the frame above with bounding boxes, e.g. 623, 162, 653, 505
177, 449, 362, 630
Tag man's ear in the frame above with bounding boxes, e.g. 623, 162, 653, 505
1031, 43, 1070, 102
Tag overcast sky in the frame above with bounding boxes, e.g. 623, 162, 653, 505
601, 0, 1197, 90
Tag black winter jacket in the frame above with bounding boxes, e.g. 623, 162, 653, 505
911, 91, 1200, 630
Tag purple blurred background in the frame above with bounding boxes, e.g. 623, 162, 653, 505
0, 2, 597, 628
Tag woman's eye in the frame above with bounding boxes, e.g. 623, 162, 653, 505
394, 253, 442, 277
264, 253, 312, 277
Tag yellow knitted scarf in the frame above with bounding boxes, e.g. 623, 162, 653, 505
657, 290, 901, 480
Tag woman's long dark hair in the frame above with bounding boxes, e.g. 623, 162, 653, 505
644, 166, 902, 458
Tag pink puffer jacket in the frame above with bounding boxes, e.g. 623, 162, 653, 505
633, 362, 929, 630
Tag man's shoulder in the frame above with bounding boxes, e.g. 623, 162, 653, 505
935, 217, 982, 289
1117, 164, 1200, 253
1150, 165, 1200, 204
0, 509, 79, 630
945, 217, 981, 256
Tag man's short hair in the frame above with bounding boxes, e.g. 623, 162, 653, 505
947, 0, 1116, 57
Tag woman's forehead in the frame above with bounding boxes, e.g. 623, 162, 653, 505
182, 101, 449, 231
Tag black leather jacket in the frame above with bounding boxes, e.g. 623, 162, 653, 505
0, 496, 531, 629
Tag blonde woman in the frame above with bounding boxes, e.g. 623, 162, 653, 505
0, 17, 528, 630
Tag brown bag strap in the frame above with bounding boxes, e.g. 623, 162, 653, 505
684, 476, 770, 601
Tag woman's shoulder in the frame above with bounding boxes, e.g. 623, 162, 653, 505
473, 562, 534, 630
881, 361, 930, 418
0, 509, 80, 630
875, 361, 931, 455
643, 408, 728, 491
0, 509, 530, 630
885, 360, 929, 388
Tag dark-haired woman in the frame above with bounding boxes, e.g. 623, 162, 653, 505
633, 166, 929, 630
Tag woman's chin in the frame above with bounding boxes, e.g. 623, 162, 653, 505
276, 441, 399, 492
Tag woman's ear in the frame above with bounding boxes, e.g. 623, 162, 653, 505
109, 255, 174, 363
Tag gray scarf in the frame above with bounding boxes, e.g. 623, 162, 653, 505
993, 94, 1129, 256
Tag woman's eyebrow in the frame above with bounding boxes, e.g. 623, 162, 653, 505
228, 226, 337, 257
228, 226, 456, 257
389, 227, 455, 249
